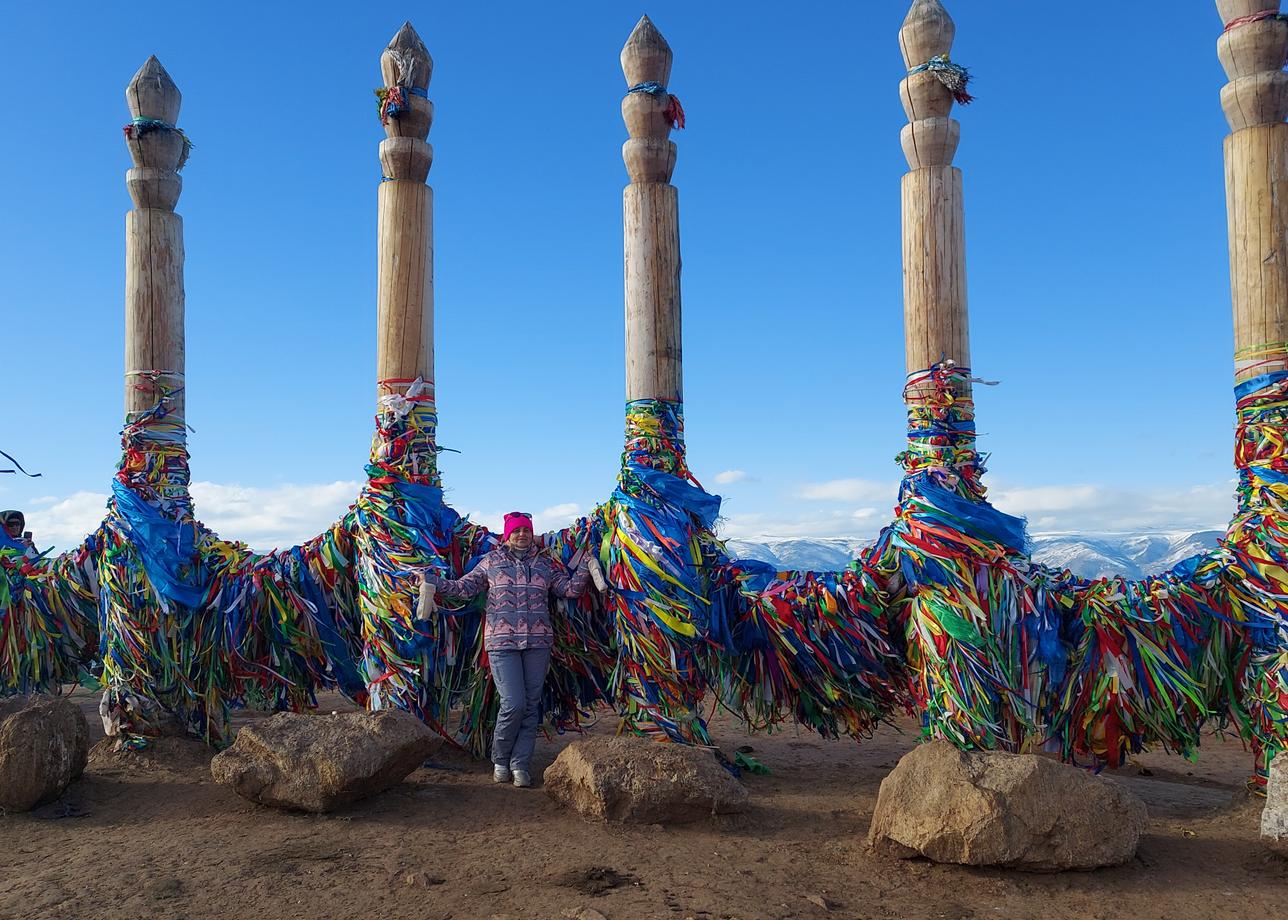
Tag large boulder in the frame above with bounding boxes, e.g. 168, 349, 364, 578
544, 735, 748, 823
0, 695, 89, 812
1265, 751, 1288, 857
868, 741, 1147, 871
211, 710, 437, 812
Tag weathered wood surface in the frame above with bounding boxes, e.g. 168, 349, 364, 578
375, 23, 435, 401
1219, 2, 1288, 382
902, 168, 968, 378
899, 1, 969, 392
123, 57, 185, 420
621, 15, 682, 404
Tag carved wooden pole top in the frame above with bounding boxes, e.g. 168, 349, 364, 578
382, 22, 433, 91
377, 22, 434, 177
899, 0, 955, 70
621, 15, 672, 86
621, 16, 681, 185
127, 56, 181, 124
1215, 1, 1288, 130
125, 56, 186, 210
899, 0, 969, 169
1217, 1, 1280, 25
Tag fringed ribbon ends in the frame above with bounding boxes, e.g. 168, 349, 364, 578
375, 85, 429, 126
122, 117, 193, 170
908, 54, 974, 106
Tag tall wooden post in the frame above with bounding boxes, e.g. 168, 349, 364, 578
899, 0, 969, 393
1218, 1, 1288, 383
375, 23, 435, 441
124, 57, 186, 423
1217, 1, 1288, 789
102, 57, 192, 742
362, 23, 440, 717
621, 15, 682, 404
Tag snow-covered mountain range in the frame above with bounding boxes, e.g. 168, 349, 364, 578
722, 530, 1223, 580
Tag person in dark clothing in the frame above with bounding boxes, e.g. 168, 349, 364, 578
1, 510, 37, 560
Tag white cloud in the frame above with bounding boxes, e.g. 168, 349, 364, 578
718, 478, 1240, 543
17, 475, 1243, 557
465, 502, 586, 537
714, 469, 749, 485
190, 480, 363, 550
717, 508, 887, 541
989, 480, 1236, 534
797, 478, 898, 503
23, 491, 111, 548
24, 481, 370, 552
534, 502, 583, 532
988, 484, 1104, 513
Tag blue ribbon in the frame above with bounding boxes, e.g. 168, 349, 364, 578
626, 81, 668, 98
110, 479, 207, 607
903, 472, 1029, 552
0, 449, 41, 477
1235, 370, 1288, 400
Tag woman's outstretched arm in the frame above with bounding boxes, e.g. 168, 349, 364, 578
548, 555, 591, 599
424, 557, 492, 599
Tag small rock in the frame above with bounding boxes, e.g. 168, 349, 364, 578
867, 740, 1147, 871
577, 910, 609, 920
211, 710, 438, 812
0, 695, 89, 812
554, 866, 635, 895
145, 878, 184, 901
804, 894, 835, 910
544, 735, 748, 824
1264, 751, 1288, 857
402, 870, 445, 888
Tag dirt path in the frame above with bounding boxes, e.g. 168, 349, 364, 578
1, 690, 1283, 920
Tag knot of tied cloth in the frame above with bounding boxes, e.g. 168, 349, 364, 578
626, 81, 686, 130
122, 117, 193, 169
907, 54, 974, 105
375, 84, 429, 125
1224, 10, 1288, 31
379, 377, 434, 421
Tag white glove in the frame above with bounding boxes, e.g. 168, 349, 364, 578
416, 576, 438, 621
587, 556, 608, 593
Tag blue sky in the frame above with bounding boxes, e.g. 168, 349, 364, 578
1, 2, 1239, 549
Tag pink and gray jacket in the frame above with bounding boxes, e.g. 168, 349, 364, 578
427, 546, 590, 652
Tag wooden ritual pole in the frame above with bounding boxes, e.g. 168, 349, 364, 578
374, 23, 435, 461
615, 17, 709, 743
124, 57, 186, 425
1218, 1, 1288, 383
364, 24, 438, 716
103, 57, 190, 741
622, 15, 682, 406
1217, 1, 1288, 788
899, 0, 970, 396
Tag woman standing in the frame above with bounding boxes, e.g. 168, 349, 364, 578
419, 512, 601, 787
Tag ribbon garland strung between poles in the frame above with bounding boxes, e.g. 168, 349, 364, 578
3, 358, 1286, 783
3, 18, 1286, 785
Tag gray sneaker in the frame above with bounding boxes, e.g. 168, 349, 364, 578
512, 769, 532, 788
493, 764, 512, 783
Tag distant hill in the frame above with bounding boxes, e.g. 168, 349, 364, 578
1027, 530, 1222, 580
722, 530, 1224, 580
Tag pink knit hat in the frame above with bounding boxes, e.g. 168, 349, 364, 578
502, 512, 534, 541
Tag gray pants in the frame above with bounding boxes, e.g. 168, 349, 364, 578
489, 646, 551, 771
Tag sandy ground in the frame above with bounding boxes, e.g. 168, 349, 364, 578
1, 690, 1285, 920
